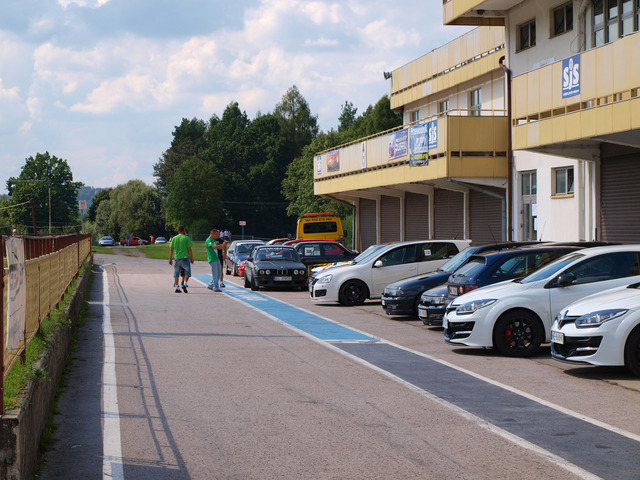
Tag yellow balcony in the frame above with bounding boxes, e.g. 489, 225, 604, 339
512, 32, 640, 152
314, 112, 509, 196
390, 27, 505, 110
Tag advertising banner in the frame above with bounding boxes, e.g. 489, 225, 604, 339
428, 119, 438, 150
5, 237, 25, 353
409, 123, 429, 166
388, 129, 408, 161
316, 155, 322, 175
327, 150, 340, 172
360, 141, 367, 169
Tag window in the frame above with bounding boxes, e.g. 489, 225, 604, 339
521, 171, 537, 241
469, 89, 481, 116
518, 19, 536, 50
553, 2, 574, 36
438, 100, 449, 116
421, 242, 458, 261
379, 245, 418, 266
564, 252, 640, 284
554, 167, 574, 195
410, 110, 420, 123
593, 0, 639, 46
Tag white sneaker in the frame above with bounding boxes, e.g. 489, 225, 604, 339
220, 282, 225, 288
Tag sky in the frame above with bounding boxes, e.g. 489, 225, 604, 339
0, 0, 471, 193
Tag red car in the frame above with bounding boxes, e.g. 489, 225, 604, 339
119, 236, 149, 246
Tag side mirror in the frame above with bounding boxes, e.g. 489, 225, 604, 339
552, 273, 576, 287
373, 260, 383, 268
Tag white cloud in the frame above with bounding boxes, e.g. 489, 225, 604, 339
57, 0, 111, 8
0, 78, 20, 101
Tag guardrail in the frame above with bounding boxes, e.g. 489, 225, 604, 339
1, 234, 92, 413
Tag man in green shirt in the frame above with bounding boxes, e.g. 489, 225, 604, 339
205, 228, 228, 291
169, 225, 194, 293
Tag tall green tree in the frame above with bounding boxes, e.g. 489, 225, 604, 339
153, 118, 208, 194
94, 180, 164, 239
6, 152, 83, 233
87, 188, 112, 223
274, 85, 319, 162
165, 157, 223, 233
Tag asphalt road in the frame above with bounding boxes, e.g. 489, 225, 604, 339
40, 253, 640, 479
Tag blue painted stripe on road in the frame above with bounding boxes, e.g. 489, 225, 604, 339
192, 274, 375, 342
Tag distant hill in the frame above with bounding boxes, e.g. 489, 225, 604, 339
77, 186, 104, 209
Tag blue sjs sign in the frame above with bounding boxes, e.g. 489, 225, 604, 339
562, 54, 580, 98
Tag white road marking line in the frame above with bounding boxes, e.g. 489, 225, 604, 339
102, 268, 124, 480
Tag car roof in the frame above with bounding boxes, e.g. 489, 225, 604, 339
469, 245, 581, 260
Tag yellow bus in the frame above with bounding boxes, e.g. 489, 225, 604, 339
296, 212, 345, 242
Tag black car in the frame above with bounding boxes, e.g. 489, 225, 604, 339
244, 245, 307, 291
381, 242, 539, 317
418, 245, 582, 326
293, 241, 358, 270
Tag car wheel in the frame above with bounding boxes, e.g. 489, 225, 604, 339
244, 274, 250, 288
250, 276, 259, 291
492, 310, 543, 357
226, 264, 231, 275
624, 326, 640, 377
338, 280, 368, 306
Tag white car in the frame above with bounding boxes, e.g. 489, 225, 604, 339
309, 240, 471, 306
551, 282, 640, 376
443, 245, 640, 357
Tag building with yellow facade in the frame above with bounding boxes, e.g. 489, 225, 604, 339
315, 1, 640, 250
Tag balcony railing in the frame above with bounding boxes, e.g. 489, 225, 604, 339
512, 32, 640, 150
314, 110, 508, 192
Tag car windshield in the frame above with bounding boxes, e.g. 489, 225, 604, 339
255, 247, 299, 262
517, 252, 585, 284
237, 243, 260, 253
439, 247, 478, 273
353, 244, 387, 264
449, 257, 486, 279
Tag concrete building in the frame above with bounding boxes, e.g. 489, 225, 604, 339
314, 1, 640, 250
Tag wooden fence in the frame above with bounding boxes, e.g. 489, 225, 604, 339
1, 234, 92, 412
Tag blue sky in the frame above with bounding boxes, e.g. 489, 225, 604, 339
0, 0, 471, 192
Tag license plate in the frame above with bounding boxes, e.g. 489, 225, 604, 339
442, 316, 448, 329
381, 299, 386, 306
417, 307, 427, 319
448, 285, 458, 296
551, 331, 564, 344
274, 276, 292, 281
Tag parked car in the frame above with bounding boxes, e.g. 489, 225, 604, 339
98, 236, 115, 246
225, 240, 265, 276
292, 240, 358, 270
119, 236, 148, 246
417, 244, 579, 325
551, 282, 640, 376
309, 239, 471, 306
443, 245, 640, 357
266, 238, 289, 245
244, 245, 307, 291
382, 242, 540, 318
309, 244, 386, 277
154, 236, 167, 244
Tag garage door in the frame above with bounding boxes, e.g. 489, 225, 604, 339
601, 153, 640, 243
405, 192, 429, 241
359, 198, 377, 250
434, 189, 464, 240
470, 188, 503, 244
380, 196, 401, 243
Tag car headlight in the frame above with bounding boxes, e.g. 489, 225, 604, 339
455, 299, 496, 315
385, 287, 404, 296
575, 309, 628, 328
422, 294, 448, 305
258, 269, 264, 275
317, 274, 332, 283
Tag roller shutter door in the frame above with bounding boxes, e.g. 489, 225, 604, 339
601, 155, 640, 243
359, 199, 377, 250
434, 189, 464, 240
470, 188, 503, 244
405, 192, 429, 240
380, 196, 401, 243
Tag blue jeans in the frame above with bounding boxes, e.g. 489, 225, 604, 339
173, 257, 191, 278
209, 260, 221, 290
